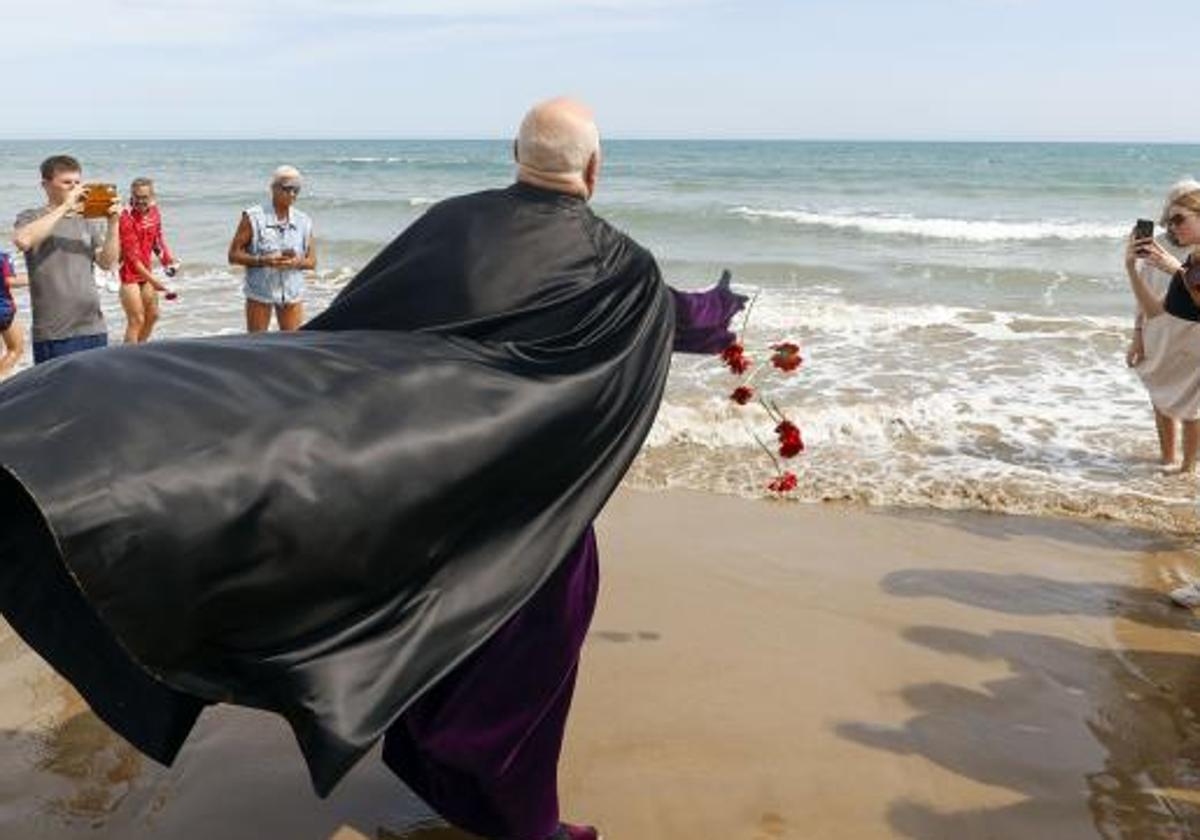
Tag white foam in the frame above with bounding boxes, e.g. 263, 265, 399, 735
731, 207, 1128, 243
727, 287, 1129, 342
642, 278, 1181, 529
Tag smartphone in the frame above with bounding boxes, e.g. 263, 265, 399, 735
1134, 218, 1155, 240
81, 183, 118, 219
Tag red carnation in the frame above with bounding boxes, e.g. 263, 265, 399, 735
768, 471, 798, 493
721, 342, 751, 375
770, 342, 803, 373
730, 385, 754, 405
775, 419, 804, 458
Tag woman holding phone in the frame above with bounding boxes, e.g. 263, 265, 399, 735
1127, 179, 1200, 607
227, 165, 317, 332
1125, 179, 1200, 473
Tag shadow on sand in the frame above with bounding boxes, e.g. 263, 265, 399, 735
882, 568, 1200, 631
838, 568, 1200, 838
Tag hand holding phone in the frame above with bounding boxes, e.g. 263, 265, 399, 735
82, 183, 118, 219
1133, 218, 1155, 257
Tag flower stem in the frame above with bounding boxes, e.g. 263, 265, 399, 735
739, 290, 759, 342
751, 429, 783, 473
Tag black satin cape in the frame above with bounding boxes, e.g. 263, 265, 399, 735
0, 183, 674, 795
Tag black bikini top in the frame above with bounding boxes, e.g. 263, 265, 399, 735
1164, 256, 1200, 322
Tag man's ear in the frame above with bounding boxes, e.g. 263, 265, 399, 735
512, 139, 520, 164
583, 152, 599, 199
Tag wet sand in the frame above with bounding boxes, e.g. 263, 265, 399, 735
2, 489, 1199, 839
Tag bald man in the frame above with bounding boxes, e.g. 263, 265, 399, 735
308, 97, 744, 840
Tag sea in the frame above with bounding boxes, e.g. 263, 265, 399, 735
0, 139, 1197, 531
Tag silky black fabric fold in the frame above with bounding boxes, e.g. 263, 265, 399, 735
0, 184, 674, 795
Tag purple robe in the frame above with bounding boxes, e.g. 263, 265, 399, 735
383, 283, 744, 840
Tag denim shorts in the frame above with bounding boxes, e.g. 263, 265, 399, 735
244, 269, 305, 306
33, 332, 108, 365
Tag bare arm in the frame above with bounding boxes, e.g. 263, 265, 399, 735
93, 197, 122, 272
1125, 236, 1166, 319
229, 213, 272, 268
12, 190, 80, 253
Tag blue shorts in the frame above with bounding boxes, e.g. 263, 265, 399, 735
0, 287, 13, 331
32, 333, 107, 365
244, 269, 305, 306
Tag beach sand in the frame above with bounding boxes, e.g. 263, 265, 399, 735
1, 488, 1199, 839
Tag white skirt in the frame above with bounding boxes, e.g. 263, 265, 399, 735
1136, 312, 1200, 420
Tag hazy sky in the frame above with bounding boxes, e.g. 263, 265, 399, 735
5, 1, 1192, 141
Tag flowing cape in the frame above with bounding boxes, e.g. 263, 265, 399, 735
0, 185, 675, 795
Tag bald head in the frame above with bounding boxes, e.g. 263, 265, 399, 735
514, 97, 601, 199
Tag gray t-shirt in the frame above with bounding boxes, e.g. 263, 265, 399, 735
14, 207, 107, 342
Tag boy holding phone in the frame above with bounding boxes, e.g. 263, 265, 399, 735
11, 155, 120, 363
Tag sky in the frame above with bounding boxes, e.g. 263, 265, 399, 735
3, 0, 1194, 142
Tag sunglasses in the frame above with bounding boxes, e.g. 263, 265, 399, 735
276, 184, 301, 195
1168, 212, 1195, 227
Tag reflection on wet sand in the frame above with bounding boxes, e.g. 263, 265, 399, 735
0, 651, 442, 840
37, 701, 144, 824
842, 568, 1200, 838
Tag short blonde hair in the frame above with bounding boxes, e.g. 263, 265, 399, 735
1161, 178, 1200, 225
271, 164, 303, 186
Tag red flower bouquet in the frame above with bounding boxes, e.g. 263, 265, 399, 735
718, 285, 806, 495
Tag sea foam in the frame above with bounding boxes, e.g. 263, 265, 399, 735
731, 207, 1128, 242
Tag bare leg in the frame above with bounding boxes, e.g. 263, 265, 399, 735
276, 302, 304, 332
245, 300, 273, 333
119, 284, 147, 344
138, 283, 160, 342
1154, 409, 1178, 465
0, 323, 24, 376
1181, 419, 1198, 474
